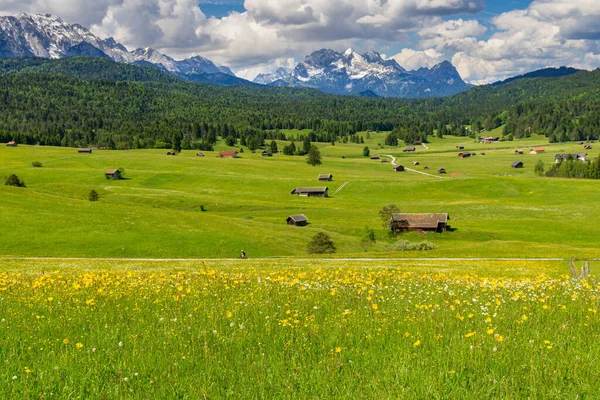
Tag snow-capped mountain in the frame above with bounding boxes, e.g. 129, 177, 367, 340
254, 48, 470, 98
0, 13, 235, 78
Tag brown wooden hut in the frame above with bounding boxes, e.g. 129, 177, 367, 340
318, 174, 333, 181
390, 213, 449, 233
286, 214, 308, 226
105, 169, 121, 180
78, 148, 93, 154
291, 187, 329, 197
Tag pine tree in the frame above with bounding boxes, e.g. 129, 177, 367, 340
306, 145, 322, 166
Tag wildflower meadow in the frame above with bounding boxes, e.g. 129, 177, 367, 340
0, 259, 598, 398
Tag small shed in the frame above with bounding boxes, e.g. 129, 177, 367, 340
456, 145, 465, 150
424, 166, 430, 170
318, 174, 333, 182
219, 151, 239, 158
515, 150, 524, 155
287, 214, 308, 226
105, 169, 121, 180
370, 155, 380, 160
470, 152, 477, 156
197, 152, 205, 157
480, 152, 486, 155
167, 151, 176, 156
381, 158, 389, 163
413, 161, 420, 166
458, 152, 470, 158
291, 187, 329, 197
394, 165, 405, 172
511, 161, 524, 168
584, 144, 592, 150
390, 213, 449, 233
6, 141, 17, 147
403, 146, 416, 153
438, 168, 446, 174
78, 148, 93, 154
530, 147, 545, 154
261, 150, 271, 157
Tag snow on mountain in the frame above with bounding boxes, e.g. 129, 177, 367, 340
253, 48, 470, 98
0, 13, 236, 79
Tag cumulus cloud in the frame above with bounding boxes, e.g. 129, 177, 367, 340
390, 48, 444, 70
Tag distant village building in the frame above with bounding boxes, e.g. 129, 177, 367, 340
78, 148, 93, 154
286, 214, 308, 226
584, 144, 592, 150
438, 168, 446, 174
458, 152, 470, 158
196, 152, 205, 157
394, 165, 405, 172
554, 153, 587, 163
403, 146, 416, 153
167, 151, 176, 156
511, 161, 524, 168
515, 150, 524, 155
261, 150, 271, 157
456, 145, 465, 150
219, 151, 238, 158
105, 169, 121, 180
530, 148, 545, 154
480, 136, 500, 144
318, 174, 333, 181
290, 187, 329, 197
390, 213, 449, 233
480, 152, 486, 156
470, 152, 477, 156
6, 141, 17, 147
381, 158, 389, 163
413, 161, 420, 166
370, 155, 380, 160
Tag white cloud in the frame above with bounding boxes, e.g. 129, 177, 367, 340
390, 48, 444, 70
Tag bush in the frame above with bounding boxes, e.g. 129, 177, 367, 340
307, 232, 336, 254
88, 190, 99, 202
32, 161, 43, 168
4, 174, 25, 187
390, 240, 437, 251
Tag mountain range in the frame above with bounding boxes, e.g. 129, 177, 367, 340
252, 48, 471, 98
0, 13, 254, 86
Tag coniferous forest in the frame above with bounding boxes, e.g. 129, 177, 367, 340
1, 57, 599, 150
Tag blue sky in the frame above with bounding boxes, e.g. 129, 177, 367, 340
2, 0, 599, 83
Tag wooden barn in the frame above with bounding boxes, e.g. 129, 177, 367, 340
511, 161, 524, 168
438, 168, 446, 174
458, 152, 470, 158
530, 147, 545, 154
456, 145, 465, 150
286, 214, 308, 226
219, 151, 239, 158
78, 148, 93, 154
394, 165, 405, 172
515, 150, 524, 155
261, 150, 271, 157
403, 146, 416, 153
413, 161, 420, 166
318, 174, 333, 181
291, 187, 329, 197
381, 158, 389, 163
584, 144, 592, 150
390, 213, 449, 233
196, 152, 205, 157
167, 151, 176, 156
370, 155, 380, 160
6, 141, 17, 147
105, 169, 121, 180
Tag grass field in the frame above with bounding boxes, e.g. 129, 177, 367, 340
1, 132, 599, 258
1, 258, 598, 398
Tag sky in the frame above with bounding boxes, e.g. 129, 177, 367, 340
1, 0, 599, 84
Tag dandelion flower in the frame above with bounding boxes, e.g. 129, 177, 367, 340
371, 303, 378, 310
226, 311, 232, 318
76, 343, 84, 349
413, 340, 421, 347
496, 335, 504, 343
335, 347, 342, 353
63, 339, 69, 344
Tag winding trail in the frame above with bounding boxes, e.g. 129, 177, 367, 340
382, 154, 447, 179
332, 181, 349, 195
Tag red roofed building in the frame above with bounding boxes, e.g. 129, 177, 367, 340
6, 141, 17, 147
219, 151, 239, 158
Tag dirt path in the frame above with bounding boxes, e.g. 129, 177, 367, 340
332, 181, 349, 195
382, 155, 446, 179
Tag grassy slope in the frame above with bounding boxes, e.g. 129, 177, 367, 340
1, 133, 598, 258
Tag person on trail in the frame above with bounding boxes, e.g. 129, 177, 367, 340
240, 250, 246, 259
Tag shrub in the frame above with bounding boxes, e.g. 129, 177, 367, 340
32, 161, 43, 168
390, 240, 437, 251
379, 204, 400, 228
307, 232, 336, 254
88, 190, 99, 202
362, 146, 370, 157
4, 174, 25, 187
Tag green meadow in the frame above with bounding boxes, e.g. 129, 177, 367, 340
1, 132, 599, 258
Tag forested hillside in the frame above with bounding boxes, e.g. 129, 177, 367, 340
0, 57, 599, 149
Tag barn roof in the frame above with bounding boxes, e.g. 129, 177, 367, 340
293, 187, 328, 193
219, 151, 238, 155
391, 213, 449, 229
287, 214, 308, 223
318, 174, 332, 179
105, 169, 119, 174
511, 161, 523, 167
